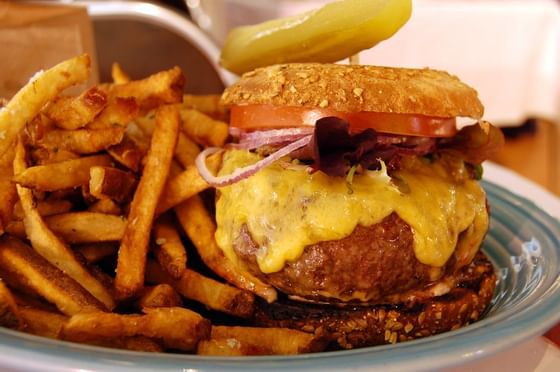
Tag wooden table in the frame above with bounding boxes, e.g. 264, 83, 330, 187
490, 119, 560, 346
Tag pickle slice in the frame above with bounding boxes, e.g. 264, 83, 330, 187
220, 0, 412, 75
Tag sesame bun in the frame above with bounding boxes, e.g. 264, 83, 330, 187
221, 63, 484, 119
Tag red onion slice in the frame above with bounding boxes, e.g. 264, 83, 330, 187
231, 127, 315, 150
196, 135, 313, 187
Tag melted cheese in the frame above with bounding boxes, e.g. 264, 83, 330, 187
215, 150, 488, 274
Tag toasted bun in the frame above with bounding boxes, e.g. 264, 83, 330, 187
253, 251, 496, 349
222, 63, 484, 119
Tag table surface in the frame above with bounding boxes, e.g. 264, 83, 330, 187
490, 119, 560, 347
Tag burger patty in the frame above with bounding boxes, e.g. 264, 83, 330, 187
234, 213, 447, 303
254, 251, 496, 349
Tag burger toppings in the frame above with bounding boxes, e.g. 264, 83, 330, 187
196, 115, 503, 186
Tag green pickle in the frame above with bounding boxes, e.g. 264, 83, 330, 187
220, 0, 412, 75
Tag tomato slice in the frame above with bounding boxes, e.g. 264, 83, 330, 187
230, 104, 457, 137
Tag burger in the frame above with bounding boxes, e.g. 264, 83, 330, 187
196, 63, 503, 349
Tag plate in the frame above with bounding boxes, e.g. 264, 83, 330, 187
0, 162, 559, 372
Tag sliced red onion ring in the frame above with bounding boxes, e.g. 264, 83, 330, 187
230, 127, 315, 150
196, 135, 313, 187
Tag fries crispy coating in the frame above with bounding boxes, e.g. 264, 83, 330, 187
210, 326, 325, 355
179, 108, 229, 147
87, 97, 139, 130
115, 105, 179, 299
136, 284, 182, 309
0, 279, 23, 329
174, 195, 277, 303
0, 144, 17, 234
76, 243, 118, 264
111, 63, 131, 85
13, 154, 112, 192
87, 199, 122, 215
146, 261, 255, 319
153, 215, 187, 279
19, 306, 68, 339
197, 338, 269, 356
0, 236, 105, 315
0, 54, 90, 157
38, 126, 125, 154
107, 67, 185, 111
107, 135, 146, 172
14, 141, 115, 309
45, 87, 107, 130
31, 148, 79, 165
62, 307, 210, 351
182, 94, 228, 121
89, 166, 137, 203
156, 153, 221, 215
12, 199, 73, 221
44, 212, 126, 244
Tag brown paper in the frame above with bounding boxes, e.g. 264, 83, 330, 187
0, 1, 99, 99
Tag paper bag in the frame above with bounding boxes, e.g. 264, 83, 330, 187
0, 1, 99, 99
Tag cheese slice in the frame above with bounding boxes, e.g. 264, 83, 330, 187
215, 150, 488, 274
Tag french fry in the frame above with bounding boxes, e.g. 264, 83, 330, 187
12, 199, 73, 221
19, 306, 68, 339
5, 213, 126, 244
111, 62, 131, 85
174, 195, 277, 303
153, 215, 187, 279
136, 113, 199, 168
146, 261, 255, 319
0, 278, 23, 329
89, 166, 137, 203
210, 326, 325, 355
0, 236, 105, 315
174, 133, 200, 168
155, 153, 221, 215
182, 94, 227, 121
42, 212, 126, 244
134, 112, 156, 135
13, 154, 113, 191
115, 105, 179, 299
62, 307, 210, 351
87, 199, 122, 215
107, 135, 146, 172
87, 97, 139, 130
2, 222, 25, 240
45, 86, 107, 130
0, 144, 17, 234
107, 67, 185, 111
197, 338, 269, 356
13, 141, 115, 309
38, 126, 125, 154
75, 243, 118, 264
136, 284, 182, 309
31, 148, 79, 165
179, 108, 229, 147
0, 54, 90, 157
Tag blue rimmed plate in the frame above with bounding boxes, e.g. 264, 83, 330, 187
0, 162, 559, 371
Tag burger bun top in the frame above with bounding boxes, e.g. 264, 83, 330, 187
221, 63, 484, 119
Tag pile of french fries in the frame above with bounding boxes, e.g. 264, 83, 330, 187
0, 54, 324, 356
